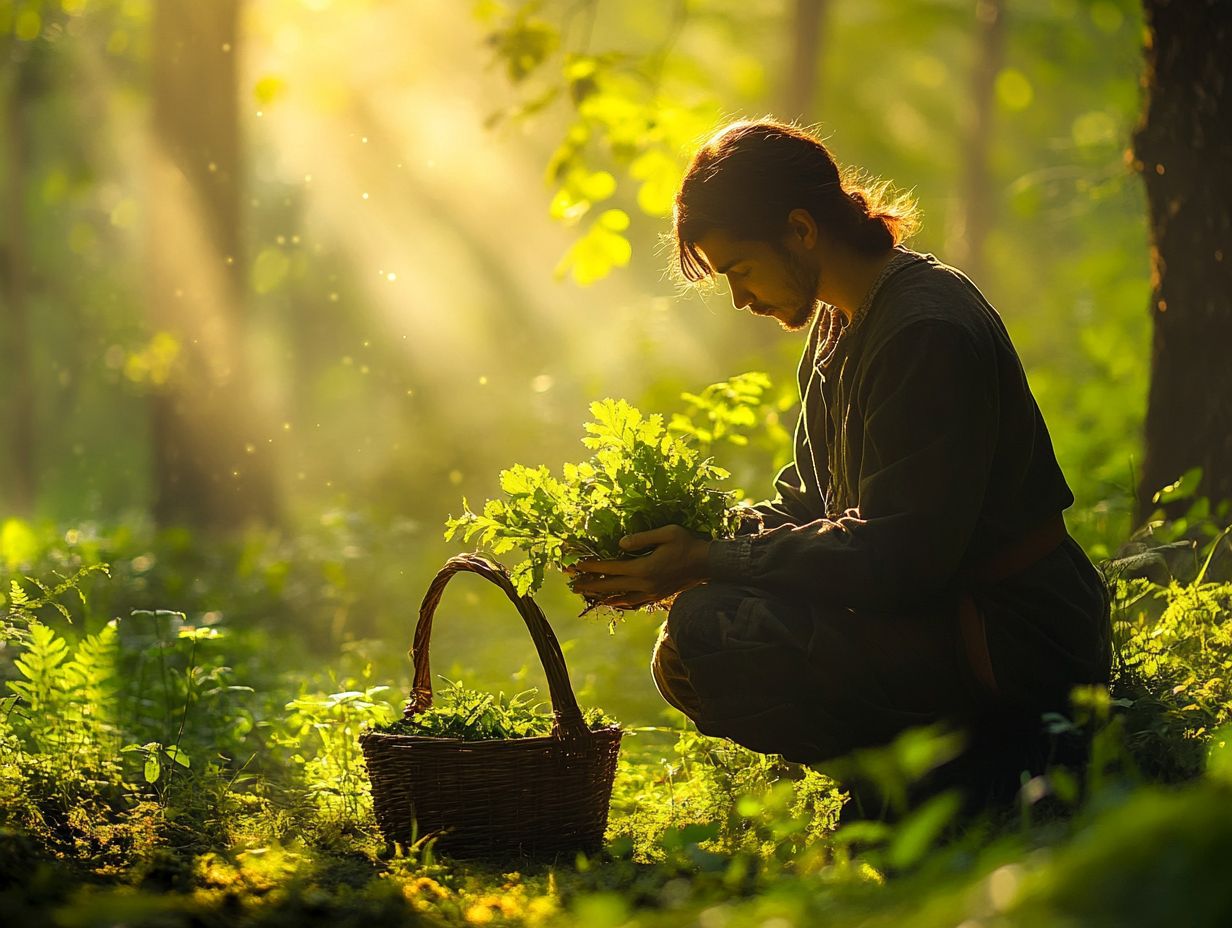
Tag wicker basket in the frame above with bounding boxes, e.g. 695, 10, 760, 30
360, 553, 623, 858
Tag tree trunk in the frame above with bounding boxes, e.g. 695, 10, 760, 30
147, 0, 279, 528
948, 0, 1005, 283
783, 0, 830, 122
1133, 0, 1232, 522
0, 55, 37, 516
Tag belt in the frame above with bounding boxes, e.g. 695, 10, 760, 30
958, 513, 1069, 698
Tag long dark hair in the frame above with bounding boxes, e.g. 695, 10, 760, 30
673, 119, 920, 282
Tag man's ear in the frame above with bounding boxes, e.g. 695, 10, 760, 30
785, 208, 818, 249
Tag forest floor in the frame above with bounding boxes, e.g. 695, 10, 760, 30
2, 515, 1231, 927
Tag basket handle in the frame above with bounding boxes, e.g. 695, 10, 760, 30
405, 553, 590, 740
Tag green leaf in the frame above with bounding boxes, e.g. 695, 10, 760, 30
629, 148, 683, 216
144, 755, 162, 783
164, 745, 191, 768
554, 218, 632, 285
887, 790, 961, 869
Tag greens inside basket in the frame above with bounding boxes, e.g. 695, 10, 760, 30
374, 678, 617, 741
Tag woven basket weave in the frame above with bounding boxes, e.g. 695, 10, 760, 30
360, 553, 622, 858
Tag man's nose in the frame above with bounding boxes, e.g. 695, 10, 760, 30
729, 283, 752, 311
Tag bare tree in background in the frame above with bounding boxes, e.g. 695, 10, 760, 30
1133, 0, 1232, 522
948, 0, 1005, 284
148, 0, 280, 528
783, 0, 831, 122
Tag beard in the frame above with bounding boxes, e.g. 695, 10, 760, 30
776, 246, 822, 332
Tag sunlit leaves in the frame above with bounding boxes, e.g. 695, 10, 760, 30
485, 5, 559, 83
480, 4, 721, 284
670, 371, 773, 453
629, 147, 682, 217
445, 383, 758, 604
549, 167, 617, 225
553, 209, 631, 285
121, 741, 190, 785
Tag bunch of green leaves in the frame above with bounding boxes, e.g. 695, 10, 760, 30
377, 678, 615, 741
445, 395, 744, 601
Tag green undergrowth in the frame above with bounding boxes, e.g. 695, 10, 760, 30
374, 679, 616, 740
1, 513, 1231, 926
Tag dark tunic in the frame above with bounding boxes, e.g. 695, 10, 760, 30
655, 249, 1110, 764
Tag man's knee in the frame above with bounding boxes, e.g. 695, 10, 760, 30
650, 625, 701, 718
665, 582, 750, 659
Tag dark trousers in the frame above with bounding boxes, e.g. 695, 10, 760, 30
652, 582, 991, 764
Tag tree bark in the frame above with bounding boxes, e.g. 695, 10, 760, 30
1133, 0, 1232, 522
147, 0, 279, 528
783, 0, 830, 122
1, 54, 38, 516
948, 0, 1005, 284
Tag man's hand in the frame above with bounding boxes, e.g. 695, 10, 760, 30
568, 525, 711, 611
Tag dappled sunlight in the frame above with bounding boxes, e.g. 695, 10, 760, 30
242, 0, 718, 414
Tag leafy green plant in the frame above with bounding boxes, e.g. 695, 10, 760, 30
121, 740, 191, 785
445, 375, 774, 604
281, 676, 397, 822
376, 678, 615, 741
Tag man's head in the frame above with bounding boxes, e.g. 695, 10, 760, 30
672, 119, 919, 330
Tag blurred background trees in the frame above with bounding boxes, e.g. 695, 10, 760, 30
1, 0, 1224, 557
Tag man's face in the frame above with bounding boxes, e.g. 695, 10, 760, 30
694, 228, 821, 332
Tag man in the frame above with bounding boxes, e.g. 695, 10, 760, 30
569, 120, 1111, 790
